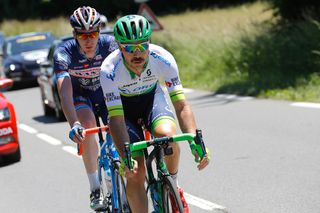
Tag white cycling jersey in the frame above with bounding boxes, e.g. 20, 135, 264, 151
100, 44, 185, 117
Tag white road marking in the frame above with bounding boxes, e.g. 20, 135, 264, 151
291, 102, 320, 109
215, 94, 253, 101
62, 146, 81, 158
18, 122, 227, 212
185, 192, 228, 212
18, 123, 38, 134
37, 133, 62, 146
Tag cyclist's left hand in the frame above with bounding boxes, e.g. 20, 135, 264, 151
69, 122, 85, 144
119, 157, 138, 177
194, 147, 211, 171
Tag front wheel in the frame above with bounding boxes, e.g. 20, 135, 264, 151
113, 168, 131, 212
161, 176, 184, 213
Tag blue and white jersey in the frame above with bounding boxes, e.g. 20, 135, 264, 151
100, 44, 185, 117
54, 34, 117, 97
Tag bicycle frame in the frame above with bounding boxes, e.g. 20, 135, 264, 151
79, 125, 129, 212
124, 129, 207, 212
145, 139, 173, 212
98, 131, 122, 211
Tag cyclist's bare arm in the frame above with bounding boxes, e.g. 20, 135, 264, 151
173, 99, 210, 170
173, 99, 197, 134
109, 115, 130, 158
56, 77, 79, 128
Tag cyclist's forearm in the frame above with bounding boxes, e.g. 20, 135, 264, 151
174, 101, 197, 133
109, 116, 130, 157
57, 77, 78, 127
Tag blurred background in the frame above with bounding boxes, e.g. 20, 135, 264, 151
0, 0, 319, 102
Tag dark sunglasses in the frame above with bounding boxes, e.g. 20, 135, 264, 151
75, 31, 100, 40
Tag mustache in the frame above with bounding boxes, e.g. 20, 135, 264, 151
131, 57, 144, 63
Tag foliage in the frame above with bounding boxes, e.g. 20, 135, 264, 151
267, 0, 320, 21
0, 0, 255, 22
153, 2, 320, 102
1, 2, 320, 102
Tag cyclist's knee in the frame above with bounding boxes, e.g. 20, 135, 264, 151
76, 109, 96, 128
127, 170, 145, 185
153, 122, 176, 137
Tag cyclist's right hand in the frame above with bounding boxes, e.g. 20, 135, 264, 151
69, 122, 85, 143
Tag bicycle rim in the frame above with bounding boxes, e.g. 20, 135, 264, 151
162, 176, 184, 213
99, 164, 112, 212
114, 171, 131, 212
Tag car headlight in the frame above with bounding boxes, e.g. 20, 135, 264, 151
0, 108, 10, 121
9, 64, 16, 71
8, 64, 21, 72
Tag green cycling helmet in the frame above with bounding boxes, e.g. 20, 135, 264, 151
114, 15, 152, 43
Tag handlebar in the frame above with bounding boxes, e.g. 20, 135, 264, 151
77, 126, 110, 156
124, 129, 207, 170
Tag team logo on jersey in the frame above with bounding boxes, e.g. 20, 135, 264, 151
79, 59, 87, 63
80, 78, 90, 85
105, 92, 120, 102
69, 67, 100, 78
150, 52, 171, 66
171, 77, 181, 86
146, 69, 151, 76
95, 55, 102, 60
109, 40, 118, 52
106, 72, 115, 81
165, 81, 172, 87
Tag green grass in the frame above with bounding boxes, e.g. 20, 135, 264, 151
1, 2, 320, 102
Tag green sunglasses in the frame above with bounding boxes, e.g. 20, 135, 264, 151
119, 42, 149, 53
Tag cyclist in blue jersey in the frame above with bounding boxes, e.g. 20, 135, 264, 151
54, 6, 117, 211
100, 15, 210, 213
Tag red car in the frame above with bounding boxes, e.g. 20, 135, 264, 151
0, 78, 20, 163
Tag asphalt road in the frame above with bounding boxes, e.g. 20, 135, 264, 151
0, 86, 319, 213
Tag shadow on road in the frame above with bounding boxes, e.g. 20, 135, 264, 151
33, 115, 66, 124
0, 157, 19, 168
188, 93, 254, 108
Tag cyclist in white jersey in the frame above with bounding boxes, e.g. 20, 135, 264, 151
100, 15, 210, 213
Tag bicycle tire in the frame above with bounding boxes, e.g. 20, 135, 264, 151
98, 160, 112, 213
161, 176, 184, 213
114, 167, 131, 212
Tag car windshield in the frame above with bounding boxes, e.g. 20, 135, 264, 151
5, 34, 54, 56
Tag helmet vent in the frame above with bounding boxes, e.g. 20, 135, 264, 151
138, 20, 144, 38
131, 21, 137, 39
122, 21, 130, 40
116, 25, 124, 38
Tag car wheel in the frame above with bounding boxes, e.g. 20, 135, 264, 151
40, 88, 54, 116
53, 92, 66, 121
4, 146, 21, 163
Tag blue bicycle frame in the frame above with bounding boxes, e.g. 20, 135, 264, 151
98, 132, 125, 211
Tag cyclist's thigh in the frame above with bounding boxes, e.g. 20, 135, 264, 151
125, 118, 145, 158
74, 96, 96, 128
87, 88, 109, 125
146, 88, 176, 134
93, 100, 109, 125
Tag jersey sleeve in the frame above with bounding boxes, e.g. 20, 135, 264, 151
159, 49, 185, 103
53, 45, 71, 79
100, 54, 124, 117
108, 36, 118, 53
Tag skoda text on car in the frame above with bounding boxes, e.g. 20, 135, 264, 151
37, 29, 113, 120
0, 78, 20, 163
1, 32, 55, 85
